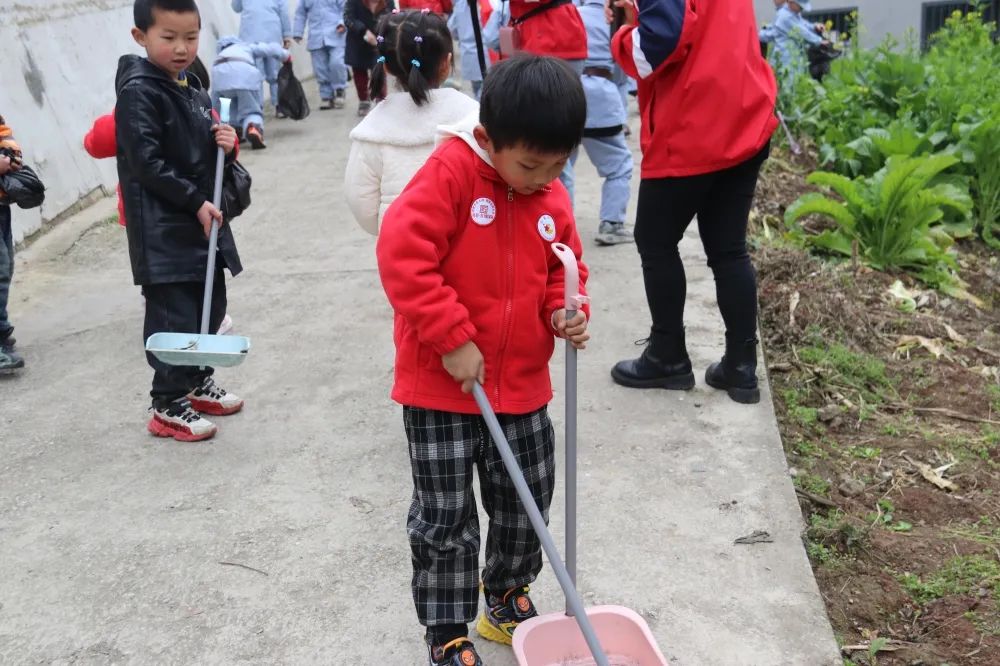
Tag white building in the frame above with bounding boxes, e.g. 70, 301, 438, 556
753, 0, 998, 49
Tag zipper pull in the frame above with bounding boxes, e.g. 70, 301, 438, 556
507, 186, 513, 202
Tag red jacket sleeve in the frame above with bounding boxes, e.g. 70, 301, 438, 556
612, 0, 698, 81
83, 113, 117, 159
376, 155, 478, 356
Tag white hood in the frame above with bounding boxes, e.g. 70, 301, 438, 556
349, 87, 480, 147
436, 110, 493, 167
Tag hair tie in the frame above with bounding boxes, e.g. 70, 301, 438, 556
376, 35, 384, 43
421, 7, 430, 12
377, 56, 386, 63
414, 36, 423, 43
411, 58, 421, 68
391, 8, 399, 12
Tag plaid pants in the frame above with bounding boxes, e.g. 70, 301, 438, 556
403, 405, 556, 628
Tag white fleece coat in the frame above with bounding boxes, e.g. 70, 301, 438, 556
344, 88, 480, 235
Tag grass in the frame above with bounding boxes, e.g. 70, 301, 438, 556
849, 446, 882, 460
795, 472, 832, 496
989, 384, 1000, 415
795, 438, 827, 458
806, 510, 868, 563
899, 554, 1000, 604
783, 388, 820, 429
798, 342, 896, 404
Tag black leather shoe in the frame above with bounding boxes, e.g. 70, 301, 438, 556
611, 331, 695, 390
705, 336, 761, 404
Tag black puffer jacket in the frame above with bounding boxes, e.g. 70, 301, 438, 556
344, 0, 396, 70
115, 55, 242, 286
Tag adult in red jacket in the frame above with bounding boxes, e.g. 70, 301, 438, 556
398, 0, 452, 14
507, 0, 587, 61
608, 0, 777, 405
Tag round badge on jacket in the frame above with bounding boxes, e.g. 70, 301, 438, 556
537, 214, 557, 241
471, 197, 496, 226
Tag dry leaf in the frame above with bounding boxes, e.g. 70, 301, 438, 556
943, 323, 967, 344
896, 335, 949, 359
907, 458, 958, 491
888, 280, 919, 312
972, 365, 1000, 382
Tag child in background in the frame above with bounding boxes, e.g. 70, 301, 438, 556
293, 0, 350, 110
345, 9, 478, 234
0, 114, 24, 371
376, 56, 589, 665
568, 0, 633, 246
117, 0, 246, 441
231, 0, 293, 110
212, 36, 290, 149
344, 0, 396, 116
448, 0, 493, 99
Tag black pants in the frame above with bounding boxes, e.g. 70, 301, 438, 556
634, 144, 769, 343
142, 269, 226, 407
403, 405, 556, 628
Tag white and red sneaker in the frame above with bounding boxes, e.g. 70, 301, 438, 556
148, 400, 217, 442
188, 376, 244, 416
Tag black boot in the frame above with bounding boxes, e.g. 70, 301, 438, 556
705, 335, 760, 404
611, 329, 695, 390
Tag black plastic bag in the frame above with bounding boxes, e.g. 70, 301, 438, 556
222, 160, 252, 222
276, 60, 310, 121
0, 164, 46, 209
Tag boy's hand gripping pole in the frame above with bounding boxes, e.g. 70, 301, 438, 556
200, 97, 231, 339
551, 242, 588, 617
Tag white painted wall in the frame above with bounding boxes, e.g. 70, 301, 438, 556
1, 0, 311, 244
753, 0, 926, 48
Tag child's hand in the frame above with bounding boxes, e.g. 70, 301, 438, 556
442, 341, 485, 394
212, 124, 237, 155
553, 309, 590, 350
0, 155, 10, 176
197, 201, 224, 238
364, 30, 378, 46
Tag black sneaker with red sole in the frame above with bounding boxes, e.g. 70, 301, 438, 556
427, 637, 483, 666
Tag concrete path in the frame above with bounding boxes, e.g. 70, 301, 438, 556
0, 85, 841, 665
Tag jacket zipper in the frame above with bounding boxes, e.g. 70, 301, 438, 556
495, 185, 516, 409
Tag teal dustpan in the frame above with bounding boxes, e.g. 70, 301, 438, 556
145, 97, 251, 369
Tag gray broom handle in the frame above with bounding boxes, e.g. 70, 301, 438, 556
565, 312, 577, 616
472, 384, 609, 666
200, 147, 224, 336
200, 97, 231, 336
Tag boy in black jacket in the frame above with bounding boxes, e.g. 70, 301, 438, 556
117, 0, 244, 441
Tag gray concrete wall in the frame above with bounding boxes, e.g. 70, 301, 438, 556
0, 0, 311, 244
753, 0, 926, 48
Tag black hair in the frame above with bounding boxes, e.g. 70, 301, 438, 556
370, 11, 410, 102
134, 0, 201, 32
396, 10, 453, 107
479, 56, 586, 154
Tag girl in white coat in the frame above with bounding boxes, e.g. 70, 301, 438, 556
345, 9, 479, 235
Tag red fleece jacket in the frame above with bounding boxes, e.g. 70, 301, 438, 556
612, 0, 777, 178
376, 138, 589, 415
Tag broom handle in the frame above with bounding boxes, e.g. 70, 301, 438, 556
551, 242, 585, 617
472, 384, 609, 666
200, 98, 231, 336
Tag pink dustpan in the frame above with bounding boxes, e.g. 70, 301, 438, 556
472, 245, 667, 666
513, 605, 667, 666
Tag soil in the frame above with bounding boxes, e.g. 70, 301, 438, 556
752, 146, 1000, 666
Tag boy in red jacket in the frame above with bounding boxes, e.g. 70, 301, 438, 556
376, 56, 589, 666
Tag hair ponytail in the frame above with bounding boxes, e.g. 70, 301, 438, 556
370, 11, 409, 102
396, 10, 453, 107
